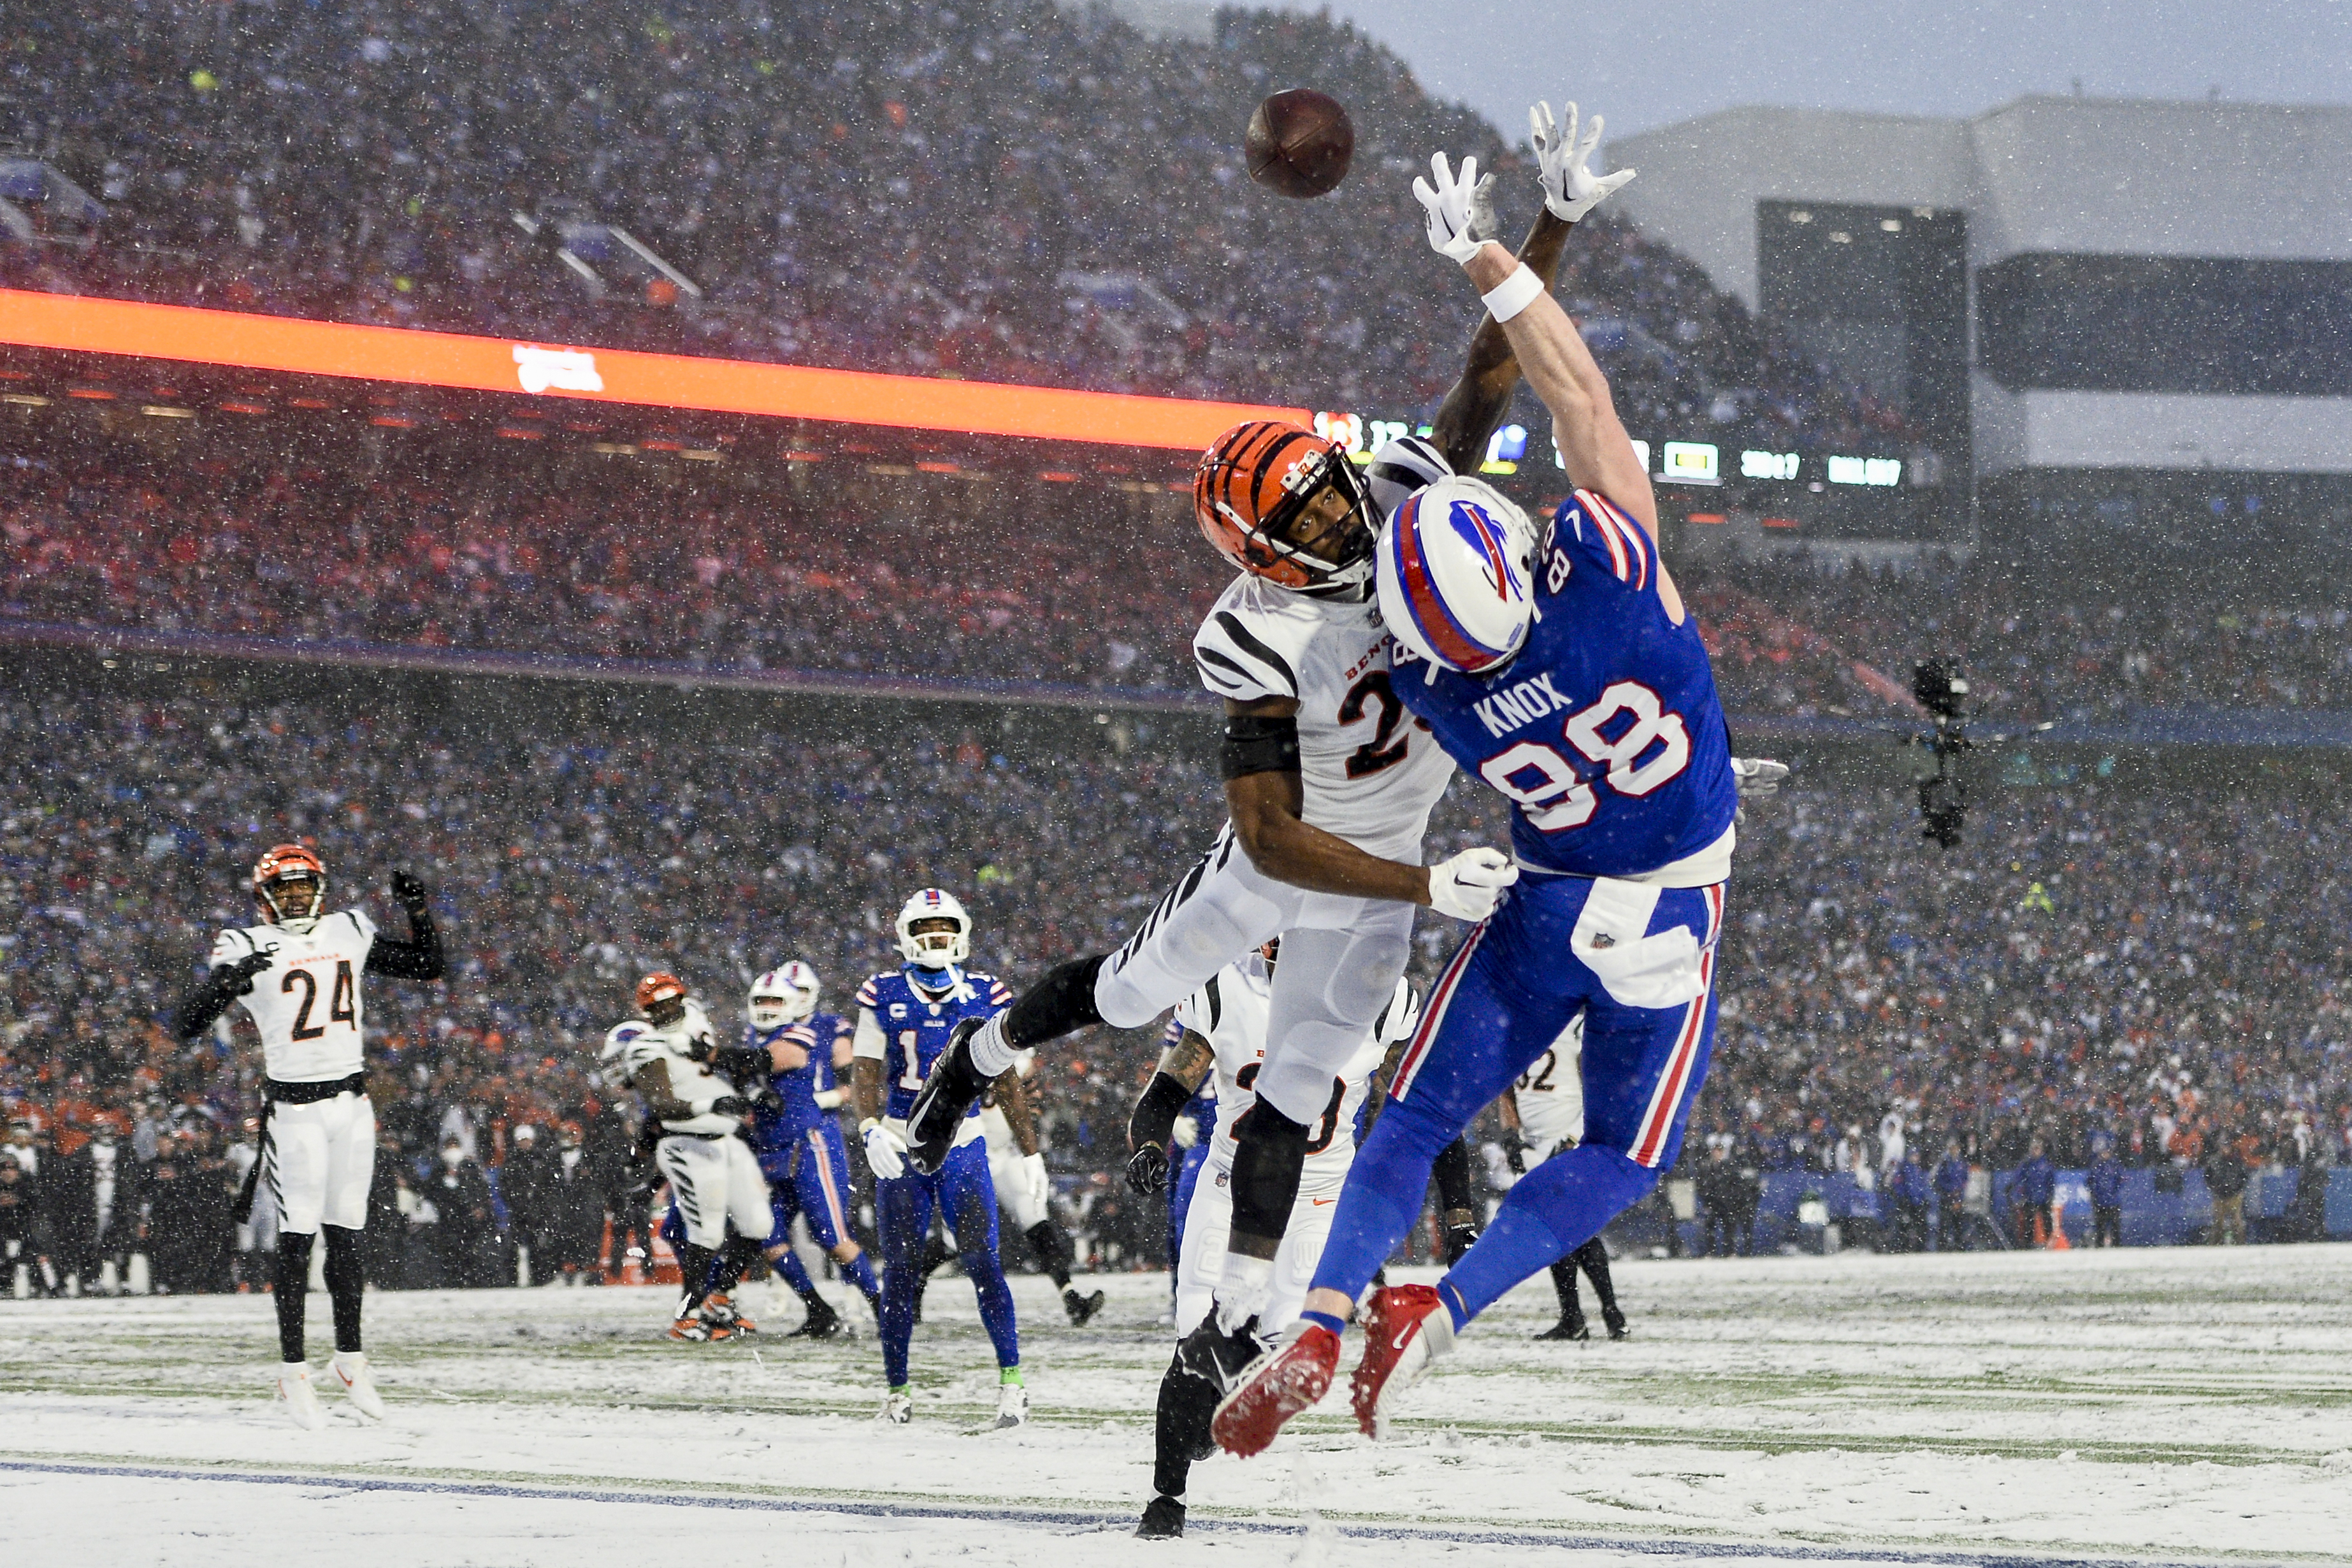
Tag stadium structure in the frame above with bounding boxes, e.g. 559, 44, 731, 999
1609, 94, 2352, 552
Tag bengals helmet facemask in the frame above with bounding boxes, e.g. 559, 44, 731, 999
635, 971, 689, 1030
252, 844, 328, 930
1194, 421, 1377, 598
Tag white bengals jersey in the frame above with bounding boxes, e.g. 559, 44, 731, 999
1514, 1009, 1588, 1154
1192, 574, 1454, 862
613, 1000, 740, 1137
208, 910, 377, 1083
1171, 953, 1413, 1185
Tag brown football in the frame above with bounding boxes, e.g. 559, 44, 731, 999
1245, 88, 1354, 199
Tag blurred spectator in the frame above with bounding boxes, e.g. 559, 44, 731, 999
2087, 1142, 2125, 1247
501, 1123, 558, 1284
429, 1137, 503, 1288
2013, 1137, 2056, 1248
544, 1122, 609, 1285
2204, 1140, 2251, 1245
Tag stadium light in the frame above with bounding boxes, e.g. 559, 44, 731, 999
0, 289, 1309, 450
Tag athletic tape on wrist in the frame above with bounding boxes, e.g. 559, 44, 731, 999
1481, 264, 1545, 323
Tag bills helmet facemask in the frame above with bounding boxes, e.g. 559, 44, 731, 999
895, 888, 972, 968
1194, 421, 1378, 598
252, 843, 328, 930
748, 962, 820, 1030
1377, 475, 1538, 675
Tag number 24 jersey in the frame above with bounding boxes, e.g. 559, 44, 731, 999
207, 910, 378, 1083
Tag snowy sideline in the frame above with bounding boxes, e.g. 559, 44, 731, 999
3, 1246, 2346, 1565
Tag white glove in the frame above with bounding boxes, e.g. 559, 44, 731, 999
1411, 152, 1499, 266
1531, 100, 1635, 222
861, 1118, 907, 1180
1731, 758, 1791, 798
1428, 847, 1519, 921
1171, 1114, 1200, 1151
1020, 1151, 1050, 1212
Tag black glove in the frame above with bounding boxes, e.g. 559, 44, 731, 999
747, 1084, 783, 1112
216, 949, 274, 997
391, 870, 431, 918
1505, 1138, 1529, 1176
1125, 1141, 1169, 1196
710, 1095, 753, 1118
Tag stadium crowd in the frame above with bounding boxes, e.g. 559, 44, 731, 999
3, 1, 1901, 456
2, 678, 2347, 1293
10, 455, 2351, 719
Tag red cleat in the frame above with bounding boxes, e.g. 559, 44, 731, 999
1350, 1284, 1455, 1439
1209, 1323, 1341, 1458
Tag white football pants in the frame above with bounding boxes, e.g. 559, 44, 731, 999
1095, 821, 1415, 1125
656, 1135, 774, 1250
264, 1091, 375, 1235
981, 1109, 1048, 1232
1172, 1153, 1348, 1339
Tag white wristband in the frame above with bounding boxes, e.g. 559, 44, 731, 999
1480, 264, 1545, 323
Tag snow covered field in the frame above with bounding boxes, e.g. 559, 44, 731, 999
3, 1245, 2348, 1566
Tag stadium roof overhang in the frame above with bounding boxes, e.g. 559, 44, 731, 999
0, 287, 1309, 479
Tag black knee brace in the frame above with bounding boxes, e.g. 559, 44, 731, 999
1004, 956, 1107, 1049
1226, 1104, 1311, 1248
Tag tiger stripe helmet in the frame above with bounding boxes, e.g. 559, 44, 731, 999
251, 844, 327, 924
1192, 421, 1376, 594
635, 972, 688, 1013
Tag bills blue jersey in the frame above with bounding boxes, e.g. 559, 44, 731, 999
1392, 489, 1736, 879
856, 966, 1014, 1121
749, 1011, 851, 1151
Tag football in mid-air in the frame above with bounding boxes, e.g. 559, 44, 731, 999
1245, 88, 1354, 198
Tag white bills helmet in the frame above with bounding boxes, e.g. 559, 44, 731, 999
748, 962, 819, 1029
895, 888, 972, 968
1376, 476, 1536, 675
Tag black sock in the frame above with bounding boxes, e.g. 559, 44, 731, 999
1575, 1237, 1619, 1312
1549, 1257, 1581, 1320
1153, 1348, 1216, 1499
1003, 956, 1107, 1049
1026, 1220, 1074, 1290
275, 1232, 315, 1362
675, 1242, 716, 1313
711, 1235, 765, 1295
322, 1225, 365, 1355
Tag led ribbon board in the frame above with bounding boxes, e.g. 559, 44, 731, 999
0, 289, 1309, 450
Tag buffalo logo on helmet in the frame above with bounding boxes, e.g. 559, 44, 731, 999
1193, 420, 1376, 595
1376, 477, 1536, 675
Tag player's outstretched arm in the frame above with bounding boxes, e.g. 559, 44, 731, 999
1224, 696, 1513, 918
366, 871, 447, 981
1427, 205, 1571, 474
170, 948, 271, 1041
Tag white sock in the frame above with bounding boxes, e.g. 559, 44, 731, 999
967, 1014, 1016, 1078
1213, 1254, 1274, 1335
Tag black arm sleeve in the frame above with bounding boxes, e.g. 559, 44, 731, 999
366, 907, 445, 981
1127, 1071, 1195, 1153
1432, 1135, 1478, 1216
710, 1043, 770, 1085
170, 972, 237, 1042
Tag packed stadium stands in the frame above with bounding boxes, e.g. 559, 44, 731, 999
2, 675, 2345, 1286
2, 0, 1899, 456
10, 453, 2350, 720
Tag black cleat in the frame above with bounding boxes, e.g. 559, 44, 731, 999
791, 1294, 844, 1340
1175, 1313, 1269, 1399
1064, 1287, 1107, 1327
1135, 1495, 1187, 1539
1443, 1219, 1480, 1267
1535, 1314, 1591, 1341
1603, 1306, 1630, 1341
905, 1019, 995, 1174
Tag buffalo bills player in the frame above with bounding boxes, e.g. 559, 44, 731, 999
852, 890, 1030, 1428
1215, 115, 1742, 1455
746, 963, 882, 1335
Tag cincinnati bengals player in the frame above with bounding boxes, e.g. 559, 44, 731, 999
909, 115, 1631, 1403
172, 844, 444, 1429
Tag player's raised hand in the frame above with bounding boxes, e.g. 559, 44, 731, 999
391, 870, 432, 916
216, 948, 273, 996
1413, 152, 1499, 265
1731, 758, 1791, 798
1531, 100, 1635, 222
1427, 847, 1519, 921
861, 1117, 907, 1180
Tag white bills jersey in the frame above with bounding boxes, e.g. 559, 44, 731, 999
614, 1000, 741, 1137
1171, 952, 1413, 1186
208, 910, 377, 1083
1514, 1009, 1588, 1155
